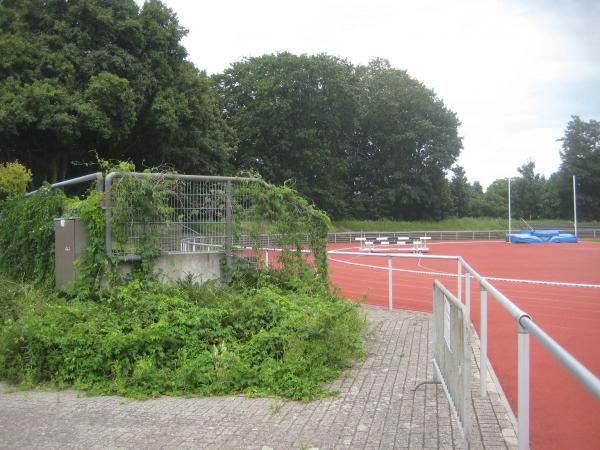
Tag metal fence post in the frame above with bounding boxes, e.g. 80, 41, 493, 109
225, 181, 233, 282
465, 272, 471, 314
480, 287, 488, 397
518, 321, 530, 450
388, 255, 393, 311
457, 259, 463, 303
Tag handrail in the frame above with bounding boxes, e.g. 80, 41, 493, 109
26, 172, 104, 196
328, 249, 600, 449
520, 317, 600, 400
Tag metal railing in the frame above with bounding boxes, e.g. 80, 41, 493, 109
328, 249, 600, 450
327, 228, 600, 243
26, 172, 104, 196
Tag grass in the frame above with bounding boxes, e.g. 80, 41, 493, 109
332, 217, 598, 232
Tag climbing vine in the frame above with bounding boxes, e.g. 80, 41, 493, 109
233, 180, 331, 285
0, 187, 67, 286
107, 163, 177, 276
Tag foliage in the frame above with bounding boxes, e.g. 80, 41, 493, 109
64, 189, 107, 296
215, 53, 357, 218
555, 116, 600, 220
0, 187, 67, 285
0, 275, 365, 401
0, 0, 233, 185
108, 164, 177, 275
233, 181, 331, 282
511, 161, 547, 220
0, 161, 32, 203
450, 166, 471, 217
216, 55, 462, 221
348, 59, 461, 220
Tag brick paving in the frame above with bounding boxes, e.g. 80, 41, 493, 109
0, 305, 517, 449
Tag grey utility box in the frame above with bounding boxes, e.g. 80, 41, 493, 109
54, 218, 89, 290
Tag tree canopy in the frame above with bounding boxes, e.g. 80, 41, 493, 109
555, 116, 600, 220
1, 0, 597, 222
0, 0, 232, 184
215, 55, 462, 219
215, 53, 357, 218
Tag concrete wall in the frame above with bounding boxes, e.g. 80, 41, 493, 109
152, 252, 224, 284
118, 252, 225, 284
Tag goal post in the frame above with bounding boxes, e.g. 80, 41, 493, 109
432, 279, 472, 449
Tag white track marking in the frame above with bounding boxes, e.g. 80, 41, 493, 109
328, 256, 600, 289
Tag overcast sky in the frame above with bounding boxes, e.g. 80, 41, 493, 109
136, 0, 600, 188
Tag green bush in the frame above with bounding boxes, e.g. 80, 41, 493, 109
0, 162, 32, 203
0, 188, 67, 285
0, 275, 365, 400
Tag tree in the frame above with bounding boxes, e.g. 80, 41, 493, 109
556, 116, 600, 220
482, 179, 508, 217
348, 59, 461, 220
511, 161, 546, 220
450, 165, 471, 217
214, 53, 357, 218
469, 181, 486, 217
0, 0, 232, 185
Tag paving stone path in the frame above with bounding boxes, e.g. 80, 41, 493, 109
0, 305, 517, 449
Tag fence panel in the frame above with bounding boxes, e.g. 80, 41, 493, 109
432, 279, 472, 449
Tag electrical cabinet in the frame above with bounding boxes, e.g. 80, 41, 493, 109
54, 218, 89, 290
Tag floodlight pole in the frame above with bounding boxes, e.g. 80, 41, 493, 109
573, 175, 578, 238
508, 177, 512, 243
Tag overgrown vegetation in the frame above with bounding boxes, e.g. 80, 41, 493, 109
234, 181, 331, 281
0, 187, 67, 285
0, 273, 364, 400
0, 161, 364, 401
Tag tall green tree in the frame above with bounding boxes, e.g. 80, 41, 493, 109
215, 53, 357, 217
469, 181, 486, 217
482, 178, 508, 218
349, 59, 461, 220
0, 0, 232, 185
450, 165, 471, 217
512, 161, 546, 220
556, 116, 600, 220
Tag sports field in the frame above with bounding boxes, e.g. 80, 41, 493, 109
328, 240, 600, 450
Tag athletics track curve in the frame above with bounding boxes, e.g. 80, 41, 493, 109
328, 240, 600, 450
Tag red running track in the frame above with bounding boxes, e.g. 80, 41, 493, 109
328, 241, 600, 450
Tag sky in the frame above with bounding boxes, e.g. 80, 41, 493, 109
135, 0, 600, 188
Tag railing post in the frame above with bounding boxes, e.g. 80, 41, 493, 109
225, 181, 233, 283
480, 287, 488, 397
518, 320, 530, 450
457, 259, 462, 302
265, 250, 269, 268
465, 272, 471, 314
388, 255, 393, 311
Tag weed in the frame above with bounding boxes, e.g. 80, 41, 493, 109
269, 400, 283, 414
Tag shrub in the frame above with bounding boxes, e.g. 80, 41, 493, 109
0, 276, 365, 400
0, 162, 32, 203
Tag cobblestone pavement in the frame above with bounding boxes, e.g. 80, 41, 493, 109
0, 305, 517, 450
